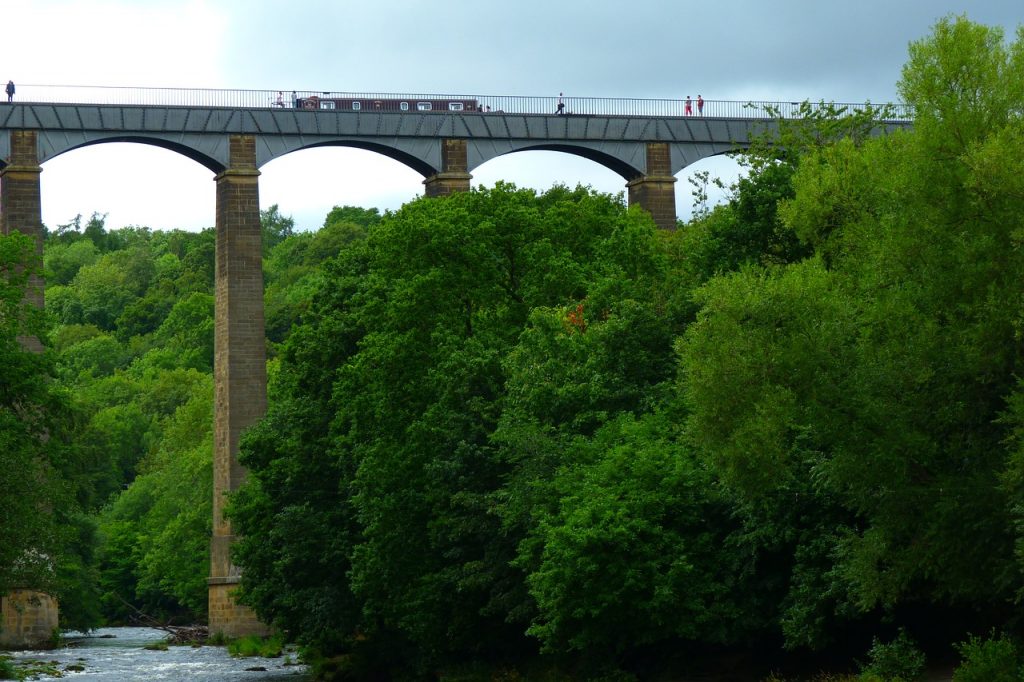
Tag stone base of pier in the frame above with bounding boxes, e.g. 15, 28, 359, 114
208, 577, 271, 639
0, 590, 59, 649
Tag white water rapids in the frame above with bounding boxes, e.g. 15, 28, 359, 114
7, 626, 310, 680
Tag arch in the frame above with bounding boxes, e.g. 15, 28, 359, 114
669, 142, 749, 177
257, 146, 426, 228
39, 141, 217, 232
39, 134, 224, 173
471, 149, 632, 203
502, 143, 641, 180
467, 141, 643, 181
256, 138, 439, 178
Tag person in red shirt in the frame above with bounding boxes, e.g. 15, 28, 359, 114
697, 94, 704, 115
684, 95, 692, 115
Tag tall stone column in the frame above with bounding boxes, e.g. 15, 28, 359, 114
0, 130, 58, 650
1, 130, 45, 350
626, 142, 678, 230
208, 134, 270, 638
423, 138, 472, 196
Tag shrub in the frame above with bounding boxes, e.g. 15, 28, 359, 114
858, 630, 925, 681
952, 632, 1021, 682
228, 634, 284, 658
207, 631, 229, 646
0, 656, 17, 681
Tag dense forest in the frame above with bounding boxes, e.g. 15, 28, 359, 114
2, 14, 1024, 681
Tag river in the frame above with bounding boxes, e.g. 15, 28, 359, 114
3, 627, 963, 681
5, 627, 311, 680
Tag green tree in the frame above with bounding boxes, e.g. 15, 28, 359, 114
322, 204, 381, 229
82, 212, 110, 251
231, 184, 678, 673
261, 204, 295, 254
177, 228, 216, 294
114, 293, 175, 342
680, 15, 1024, 649
520, 413, 743, 658
45, 239, 98, 286
0, 231, 61, 594
96, 381, 213, 620
71, 249, 153, 330
56, 333, 130, 383
149, 292, 215, 372
0, 232, 97, 632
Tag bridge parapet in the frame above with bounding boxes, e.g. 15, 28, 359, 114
1, 88, 911, 183
2, 84, 914, 121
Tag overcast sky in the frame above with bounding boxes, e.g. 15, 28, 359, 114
3, 0, 1020, 232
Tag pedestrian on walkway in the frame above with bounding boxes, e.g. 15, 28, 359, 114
697, 94, 704, 115
684, 95, 692, 115
556, 92, 565, 115
5, 80, 14, 102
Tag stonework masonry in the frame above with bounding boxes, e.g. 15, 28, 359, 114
424, 138, 471, 197
208, 134, 271, 638
1, 130, 45, 350
208, 580, 268, 639
0, 591, 58, 649
0, 130, 58, 649
627, 142, 678, 231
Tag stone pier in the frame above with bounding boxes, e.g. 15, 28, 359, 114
208, 134, 271, 638
424, 139, 472, 196
0, 130, 59, 650
0, 591, 59, 649
627, 142, 678, 230
1, 130, 45, 350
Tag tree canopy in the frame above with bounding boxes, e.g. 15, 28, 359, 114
9, 13, 1024, 680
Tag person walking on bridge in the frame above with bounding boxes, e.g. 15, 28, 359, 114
684, 95, 692, 115
697, 94, 704, 115
5, 80, 14, 102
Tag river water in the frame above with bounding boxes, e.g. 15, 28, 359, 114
6, 626, 311, 680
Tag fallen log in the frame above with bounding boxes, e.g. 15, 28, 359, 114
115, 594, 210, 644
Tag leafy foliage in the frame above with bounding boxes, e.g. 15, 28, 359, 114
229, 183, 701, 673
0, 232, 65, 595
12, 15, 1024, 680
858, 630, 926, 682
952, 632, 1022, 682
682, 11, 1024, 652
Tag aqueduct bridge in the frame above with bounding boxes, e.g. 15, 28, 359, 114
0, 86, 912, 643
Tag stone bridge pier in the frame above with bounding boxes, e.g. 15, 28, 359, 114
208, 134, 271, 638
0, 130, 272, 642
627, 143, 678, 230
0, 129, 59, 650
424, 139, 472, 196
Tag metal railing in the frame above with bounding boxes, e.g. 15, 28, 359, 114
3, 84, 914, 121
